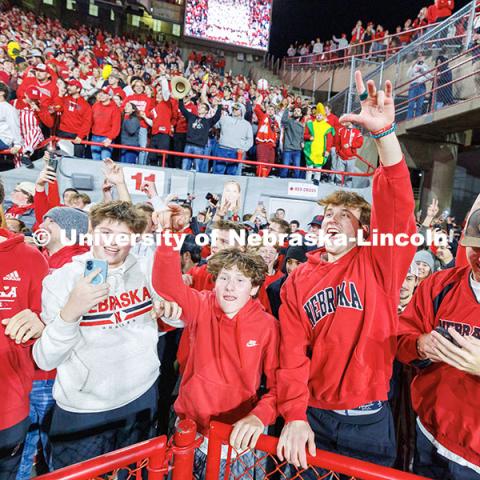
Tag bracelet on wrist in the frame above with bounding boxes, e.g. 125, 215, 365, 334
370, 123, 396, 139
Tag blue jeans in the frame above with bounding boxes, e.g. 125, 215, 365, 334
414, 423, 480, 480
17, 380, 55, 479
213, 146, 240, 175
120, 150, 138, 164
280, 150, 301, 178
0, 418, 30, 480
407, 83, 427, 119
91, 135, 112, 160
183, 144, 206, 172
138, 127, 148, 165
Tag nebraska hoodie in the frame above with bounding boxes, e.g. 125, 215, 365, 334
277, 159, 416, 422
152, 240, 279, 435
0, 230, 49, 430
33, 251, 160, 413
398, 266, 480, 468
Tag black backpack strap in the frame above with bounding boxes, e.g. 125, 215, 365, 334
411, 282, 456, 370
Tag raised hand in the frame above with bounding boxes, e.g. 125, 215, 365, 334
340, 70, 395, 133
154, 204, 187, 232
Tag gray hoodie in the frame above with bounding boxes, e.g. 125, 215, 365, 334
218, 114, 254, 152
33, 251, 162, 413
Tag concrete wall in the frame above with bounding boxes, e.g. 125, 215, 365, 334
0, 158, 372, 231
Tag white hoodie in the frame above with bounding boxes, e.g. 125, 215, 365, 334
33, 251, 161, 413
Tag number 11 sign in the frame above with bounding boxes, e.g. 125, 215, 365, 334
123, 167, 165, 196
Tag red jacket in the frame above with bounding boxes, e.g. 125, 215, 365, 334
152, 241, 279, 435
123, 94, 154, 129
174, 100, 197, 134
59, 95, 92, 139
91, 101, 121, 140
398, 266, 479, 467
33, 183, 61, 231
0, 230, 49, 430
149, 99, 177, 136
336, 126, 364, 160
255, 104, 278, 146
277, 159, 416, 422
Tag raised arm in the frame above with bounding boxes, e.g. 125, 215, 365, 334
341, 71, 416, 292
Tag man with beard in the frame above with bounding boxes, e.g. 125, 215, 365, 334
280, 102, 305, 179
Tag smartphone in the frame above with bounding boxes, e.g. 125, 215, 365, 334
48, 155, 58, 172
435, 326, 461, 348
84, 259, 108, 285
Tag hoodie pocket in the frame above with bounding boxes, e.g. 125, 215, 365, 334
63, 350, 90, 393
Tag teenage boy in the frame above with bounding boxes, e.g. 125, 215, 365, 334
152, 204, 279, 478
397, 195, 480, 480
32, 201, 178, 470
17, 206, 90, 479
0, 179, 49, 480
276, 71, 417, 473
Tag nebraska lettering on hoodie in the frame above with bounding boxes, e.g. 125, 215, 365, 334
152, 241, 279, 435
277, 159, 416, 422
0, 230, 49, 430
33, 251, 160, 413
398, 266, 480, 468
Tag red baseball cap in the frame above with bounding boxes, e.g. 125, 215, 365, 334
34, 63, 48, 72
68, 79, 82, 89
24, 85, 40, 101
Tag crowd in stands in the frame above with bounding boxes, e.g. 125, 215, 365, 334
2, 5, 480, 480
0, 8, 366, 180
286, 0, 455, 60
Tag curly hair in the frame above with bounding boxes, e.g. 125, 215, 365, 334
207, 248, 267, 287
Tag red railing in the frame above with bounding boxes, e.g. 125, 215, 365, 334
205, 421, 430, 480
35, 419, 200, 480
35, 420, 431, 480
44, 135, 376, 179
35, 436, 168, 480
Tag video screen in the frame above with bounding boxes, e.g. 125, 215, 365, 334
184, 0, 273, 51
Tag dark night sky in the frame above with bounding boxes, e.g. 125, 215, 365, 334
269, 0, 471, 57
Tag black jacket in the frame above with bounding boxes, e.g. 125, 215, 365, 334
179, 100, 222, 147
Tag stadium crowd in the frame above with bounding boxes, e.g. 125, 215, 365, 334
1, 5, 480, 480
0, 7, 364, 182
286, 0, 455, 60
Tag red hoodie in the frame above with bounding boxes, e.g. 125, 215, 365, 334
336, 126, 364, 160
277, 159, 416, 422
123, 93, 154, 129
398, 266, 480, 467
152, 241, 279, 435
149, 99, 178, 136
0, 230, 49, 430
92, 100, 121, 140
59, 95, 93, 139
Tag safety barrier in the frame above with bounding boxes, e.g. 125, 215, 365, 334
35, 419, 200, 480
283, 23, 441, 69
36, 420, 431, 479
205, 421, 429, 480
328, 0, 479, 116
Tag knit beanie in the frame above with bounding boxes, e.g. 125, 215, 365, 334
43, 207, 89, 241
414, 249, 435, 272
282, 246, 307, 273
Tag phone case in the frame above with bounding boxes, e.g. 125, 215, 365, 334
85, 260, 108, 285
